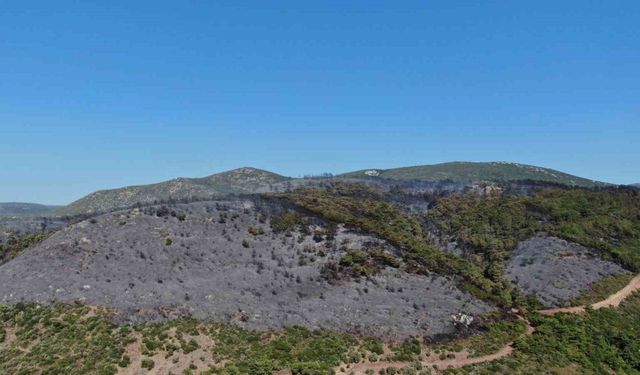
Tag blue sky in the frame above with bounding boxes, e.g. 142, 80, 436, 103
1, 1, 638, 204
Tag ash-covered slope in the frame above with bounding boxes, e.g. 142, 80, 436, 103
53, 167, 289, 217
506, 234, 629, 307
0, 200, 490, 339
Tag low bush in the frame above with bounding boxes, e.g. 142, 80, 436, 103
270, 185, 513, 306
0, 232, 50, 265
270, 212, 307, 233
141, 358, 154, 370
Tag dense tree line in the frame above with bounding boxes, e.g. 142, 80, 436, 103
0, 232, 50, 265
270, 184, 516, 307
429, 188, 640, 272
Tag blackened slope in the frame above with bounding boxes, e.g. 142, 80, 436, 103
0, 200, 491, 339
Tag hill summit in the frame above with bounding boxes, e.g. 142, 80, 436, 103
51, 161, 608, 217
54, 167, 289, 216
340, 161, 605, 187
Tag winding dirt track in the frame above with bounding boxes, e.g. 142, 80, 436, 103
339, 274, 640, 374
344, 345, 515, 373
540, 274, 640, 316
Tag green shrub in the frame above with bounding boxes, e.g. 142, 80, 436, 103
248, 226, 265, 236
362, 338, 384, 355
392, 338, 421, 361
118, 356, 130, 368
290, 361, 326, 375
141, 358, 155, 370
270, 212, 307, 233
182, 338, 199, 354
0, 232, 50, 265
248, 358, 276, 375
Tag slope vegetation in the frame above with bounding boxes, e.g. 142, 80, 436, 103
53, 167, 289, 216
0, 180, 639, 374
340, 274, 640, 374
51, 162, 610, 219
0, 202, 59, 217
0, 199, 490, 339
341, 161, 605, 187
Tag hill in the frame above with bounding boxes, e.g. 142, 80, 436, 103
0, 202, 60, 217
340, 161, 606, 187
53, 167, 289, 216
0, 199, 489, 340
50, 162, 609, 217
1, 181, 639, 374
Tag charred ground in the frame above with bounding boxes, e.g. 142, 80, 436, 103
0, 177, 639, 374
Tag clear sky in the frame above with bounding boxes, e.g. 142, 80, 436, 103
1, 1, 639, 204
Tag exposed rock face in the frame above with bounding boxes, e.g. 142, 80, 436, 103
506, 234, 629, 307
364, 170, 381, 177
0, 200, 491, 339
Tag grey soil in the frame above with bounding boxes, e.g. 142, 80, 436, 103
0, 200, 491, 339
506, 233, 629, 307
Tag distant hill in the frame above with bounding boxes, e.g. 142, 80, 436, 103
49, 162, 610, 217
631, 183, 640, 188
1, 164, 639, 374
0, 203, 60, 217
53, 167, 289, 216
340, 161, 606, 188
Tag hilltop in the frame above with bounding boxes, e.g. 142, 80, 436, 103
340, 161, 606, 187
53, 167, 289, 216
46, 161, 610, 218
0, 176, 639, 374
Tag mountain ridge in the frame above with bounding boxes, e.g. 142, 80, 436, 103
1, 168, 639, 374
339, 161, 607, 187
52, 167, 289, 216
51, 162, 608, 217
0, 202, 60, 217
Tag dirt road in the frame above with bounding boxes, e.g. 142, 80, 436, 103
539, 274, 640, 316
337, 273, 640, 374
346, 344, 514, 373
